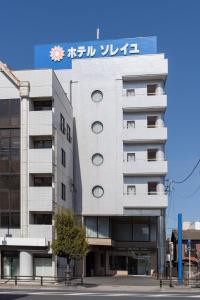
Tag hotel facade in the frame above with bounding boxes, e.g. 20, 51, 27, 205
0, 36, 168, 277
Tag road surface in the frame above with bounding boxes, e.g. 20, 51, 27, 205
1, 289, 200, 299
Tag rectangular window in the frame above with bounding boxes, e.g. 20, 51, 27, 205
67, 124, 71, 143
0, 101, 20, 230
61, 182, 66, 200
126, 89, 135, 97
127, 121, 135, 129
147, 116, 157, 128
147, 84, 157, 95
148, 182, 158, 195
61, 148, 66, 167
33, 176, 52, 187
132, 224, 150, 241
60, 114, 65, 134
33, 100, 52, 111
127, 153, 135, 162
33, 140, 52, 149
33, 213, 52, 225
98, 217, 110, 238
116, 223, 132, 241
10, 212, 20, 228
147, 149, 157, 161
85, 217, 97, 238
127, 185, 136, 195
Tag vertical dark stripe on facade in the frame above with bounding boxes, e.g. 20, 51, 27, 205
0, 99, 20, 229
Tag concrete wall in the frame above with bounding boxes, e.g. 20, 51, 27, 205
56, 53, 168, 216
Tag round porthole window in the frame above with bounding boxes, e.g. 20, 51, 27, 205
92, 153, 104, 166
92, 186, 104, 198
91, 121, 103, 134
91, 90, 103, 103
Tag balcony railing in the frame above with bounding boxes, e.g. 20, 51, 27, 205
123, 126, 167, 143
122, 94, 167, 112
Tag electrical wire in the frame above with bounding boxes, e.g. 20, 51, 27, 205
173, 158, 200, 184
174, 182, 200, 199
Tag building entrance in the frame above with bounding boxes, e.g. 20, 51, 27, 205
112, 253, 151, 276
128, 255, 151, 275
128, 257, 137, 275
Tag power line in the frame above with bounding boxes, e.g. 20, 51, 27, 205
174, 182, 200, 199
173, 158, 200, 184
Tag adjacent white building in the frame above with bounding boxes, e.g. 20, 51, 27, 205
0, 66, 73, 277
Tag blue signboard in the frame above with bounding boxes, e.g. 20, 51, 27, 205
35, 36, 157, 70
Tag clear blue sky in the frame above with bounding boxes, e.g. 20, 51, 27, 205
1, 0, 200, 233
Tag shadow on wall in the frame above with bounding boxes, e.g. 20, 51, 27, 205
73, 118, 82, 214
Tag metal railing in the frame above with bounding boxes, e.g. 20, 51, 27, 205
0, 274, 84, 286
122, 92, 166, 97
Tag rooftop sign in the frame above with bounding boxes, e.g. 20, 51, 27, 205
34, 36, 157, 69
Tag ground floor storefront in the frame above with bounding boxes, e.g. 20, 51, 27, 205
0, 236, 57, 278
84, 213, 165, 277
0, 250, 54, 277
85, 246, 157, 277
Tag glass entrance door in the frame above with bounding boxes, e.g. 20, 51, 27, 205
128, 257, 137, 275
137, 256, 151, 275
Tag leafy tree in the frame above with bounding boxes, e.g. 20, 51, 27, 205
52, 209, 88, 275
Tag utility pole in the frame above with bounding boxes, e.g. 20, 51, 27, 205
188, 239, 191, 286
169, 242, 174, 287
178, 213, 183, 284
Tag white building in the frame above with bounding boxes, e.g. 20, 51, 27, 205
0, 66, 73, 277
0, 36, 168, 277
54, 40, 168, 276
183, 222, 200, 230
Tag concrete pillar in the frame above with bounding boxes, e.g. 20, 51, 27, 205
20, 251, 33, 277
52, 255, 57, 277
157, 210, 166, 278
155, 82, 164, 95
20, 82, 30, 238
156, 115, 164, 128
105, 251, 109, 276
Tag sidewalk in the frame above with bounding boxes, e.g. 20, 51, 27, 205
0, 278, 200, 293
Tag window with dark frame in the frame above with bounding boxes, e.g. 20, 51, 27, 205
147, 116, 157, 128
147, 84, 157, 95
61, 182, 66, 200
126, 89, 135, 97
148, 182, 158, 195
0, 99, 20, 229
126, 120, 135, 129
127, 153, 135, 162
60, 113, 65, 134
33, 139, 52, 149
127, 185, 136, 195
61, 148, 66, 167
147, 149, 158, 161
32, 213, 52, 225
33, 100, 52, 111
33, 176, 52, 187
67, 124, 71, 143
